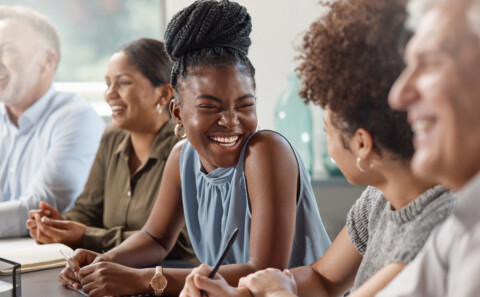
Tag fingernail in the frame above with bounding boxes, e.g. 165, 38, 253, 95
74, 272, 78, 279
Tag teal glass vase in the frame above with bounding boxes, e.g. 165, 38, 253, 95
321, 113, 343, 177
275, 73, 314, 176
322, 148, 343, 177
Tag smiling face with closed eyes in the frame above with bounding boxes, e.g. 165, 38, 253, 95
171, 64, 257, 173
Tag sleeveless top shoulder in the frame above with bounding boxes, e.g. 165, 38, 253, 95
179, 130, 331, 267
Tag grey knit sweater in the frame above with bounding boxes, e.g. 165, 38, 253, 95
346, 185, 455, 289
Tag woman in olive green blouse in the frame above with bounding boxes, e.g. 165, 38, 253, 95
25, 38, 196, 261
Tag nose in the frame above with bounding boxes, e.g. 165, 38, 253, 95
388, 68, 419, 111
218, 109, 240, 128
104, 83, 118, 101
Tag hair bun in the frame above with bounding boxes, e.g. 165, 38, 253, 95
164, 0, 252, 61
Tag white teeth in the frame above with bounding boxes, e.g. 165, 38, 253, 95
411, 120, 433, 134
210, 136, 239, 146
110, 105, 126, 111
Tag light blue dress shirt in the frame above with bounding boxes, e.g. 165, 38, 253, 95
0, 86, 105, 238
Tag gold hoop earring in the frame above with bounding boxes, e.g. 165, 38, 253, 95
156, 103, 163, 115
174, 123, 186, 138
356, 157, 368, 173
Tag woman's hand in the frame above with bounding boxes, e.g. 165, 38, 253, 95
180, 264, 252, 297
239, 268, 297, 297
58, 249, 105, 290
26, 201, 64, 244
31, 217, 87, 248
76, 262, 152, 297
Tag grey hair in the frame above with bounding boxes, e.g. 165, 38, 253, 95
0, 5, 61, 65
407, 0, 480, 40
468, 0, 480, 38
405, 0, 442, 30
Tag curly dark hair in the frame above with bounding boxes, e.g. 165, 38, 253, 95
297, 0, 414, 160
164, 0, 255, 93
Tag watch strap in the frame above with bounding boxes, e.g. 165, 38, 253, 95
151, 266, 166, 296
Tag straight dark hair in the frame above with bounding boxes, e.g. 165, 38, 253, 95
117, 38, 173, 87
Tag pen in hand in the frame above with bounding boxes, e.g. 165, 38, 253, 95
59, 250, 88, 296
59, 249, 79, 277
59, 249, 71, 261
200, 227, 239, 297
59, 249, 78, 280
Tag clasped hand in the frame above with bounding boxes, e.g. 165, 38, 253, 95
238, 268, 298, 297
58, 250, 151, 297
180, 265, 298, 297
25, 201, 86, 248
180, 264, 252, 297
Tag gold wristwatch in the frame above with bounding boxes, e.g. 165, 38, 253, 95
150, 266, 167, 296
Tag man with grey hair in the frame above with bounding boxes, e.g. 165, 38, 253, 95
0, 6, 104, 237
376, 0, 480, 295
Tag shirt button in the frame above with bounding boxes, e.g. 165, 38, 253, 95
127, 190, 131, 197
9, 167, 15, 173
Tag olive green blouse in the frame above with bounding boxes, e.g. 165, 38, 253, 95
63, 120, 196, 262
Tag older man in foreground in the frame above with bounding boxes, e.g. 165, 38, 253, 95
376, 0, 480, 296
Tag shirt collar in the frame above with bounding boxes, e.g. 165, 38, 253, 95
115, 133, 132, 158
455, 170, 480, 224
17, 85, 56, 131
0, 103, 7, 119
115, 118, 176, 161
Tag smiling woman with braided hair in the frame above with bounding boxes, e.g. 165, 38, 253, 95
57, 1, 331, 296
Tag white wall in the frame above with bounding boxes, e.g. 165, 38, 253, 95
164, 0, 331, 177
165, 0, 325, 130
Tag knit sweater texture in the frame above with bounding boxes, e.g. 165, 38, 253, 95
347, 185, 455, 289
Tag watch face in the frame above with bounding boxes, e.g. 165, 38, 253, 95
151, 275, 167, 290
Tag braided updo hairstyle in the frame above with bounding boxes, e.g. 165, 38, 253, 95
296, 0, 414, 161
164, 0, 255, 94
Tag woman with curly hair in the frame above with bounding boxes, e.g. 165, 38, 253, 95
180, 0, 455, 297
56, 1, 331, 296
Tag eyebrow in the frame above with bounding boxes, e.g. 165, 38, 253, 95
116, 73, 133, 79
195, 94, 256, 102
105, 73, 134, 80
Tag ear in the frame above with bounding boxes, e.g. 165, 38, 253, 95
40, 49, 58, 74
156, 83, 174, 108
169, 98, 182, 124
351, 128, 374, 159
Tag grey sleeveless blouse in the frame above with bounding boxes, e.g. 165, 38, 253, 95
179, 130, 331, 267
